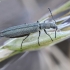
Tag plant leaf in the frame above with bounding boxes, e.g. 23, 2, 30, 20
0, 1, 70, 62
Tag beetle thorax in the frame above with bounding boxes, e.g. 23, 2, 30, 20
40, 23, 51, 29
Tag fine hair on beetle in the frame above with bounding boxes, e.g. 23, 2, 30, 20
0, 8, 58, 50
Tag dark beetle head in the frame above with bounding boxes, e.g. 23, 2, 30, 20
50, 22, 58, 30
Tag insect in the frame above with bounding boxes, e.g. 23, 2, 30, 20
0, 8, 58, 50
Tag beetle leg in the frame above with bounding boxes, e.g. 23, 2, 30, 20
44, 29, 53, 41
38, 31, 41, 46
55, 30, 56, 38
21, 34, 30, 50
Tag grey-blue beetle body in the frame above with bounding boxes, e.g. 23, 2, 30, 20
0, 8, 58, 49
0, 21, 57, 38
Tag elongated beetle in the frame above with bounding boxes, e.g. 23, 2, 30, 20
0, 8, 58, 49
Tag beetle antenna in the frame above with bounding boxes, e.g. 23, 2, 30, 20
48, 8, 56, 23
48, 8, 56, 38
